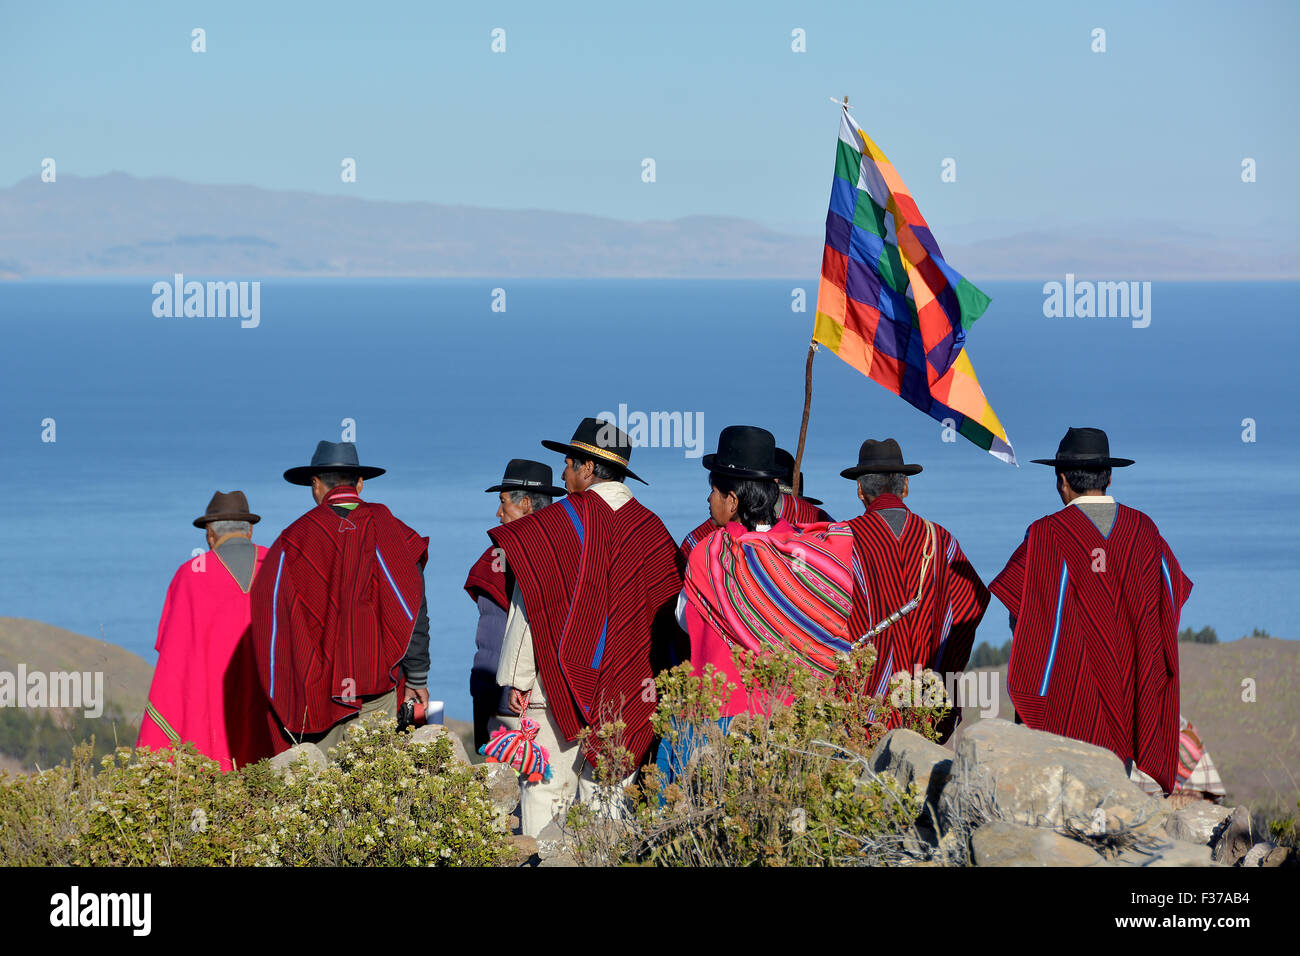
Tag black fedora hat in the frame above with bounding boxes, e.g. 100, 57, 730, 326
283, 440, 387, 486
542, 417, 647, 484
840, 438, 923, 479
485, 459, 567, 498
1030, 427, 1134, 468
774, 447, 823, 506
193, 490, 260, 528
703, 425, 783, 480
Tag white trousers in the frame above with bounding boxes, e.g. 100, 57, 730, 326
493, 704, 635, 838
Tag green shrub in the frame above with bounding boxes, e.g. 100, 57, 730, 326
568, 643, 937, 867
1177, 626, 1219, 644
970, 639, 1012, 667
0, 714, 514, 867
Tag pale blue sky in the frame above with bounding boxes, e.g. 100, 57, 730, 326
2, 0, 1296, 235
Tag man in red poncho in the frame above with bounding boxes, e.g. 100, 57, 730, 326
492, 417, 681, 836
989, 428, 1191, 793
840, 439, 988, 742
137, 491, 281, 771
251, 441, 430, 758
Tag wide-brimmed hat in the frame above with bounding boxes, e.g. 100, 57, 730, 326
774, 446, 823, 505
701, 425, 782, 480
193, 490, 260, 528
1030, 427, 1134, 468
541, 417, 646, 484
283, 440, 387, 486
485, 459, 567, 498
840, 438, 923, 479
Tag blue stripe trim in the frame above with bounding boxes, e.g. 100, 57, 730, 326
1160, 554, 1173, 605
561, 497, 584, 543
1039, 561, 1069, 696
591, 618, 608, 669
268, 551, 285, 698
375, 547, 414, 621
743, 544, 852, 653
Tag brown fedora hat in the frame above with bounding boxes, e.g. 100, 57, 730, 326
193, 490, 260, 528
840, 438, 923, 479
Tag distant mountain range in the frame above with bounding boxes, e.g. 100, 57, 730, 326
0, 173, 1295, 280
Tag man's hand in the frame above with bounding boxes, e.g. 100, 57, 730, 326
508, 687, 529, 715
404, 685, 429, 705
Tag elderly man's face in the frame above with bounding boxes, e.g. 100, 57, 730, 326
496, 492, 533, 524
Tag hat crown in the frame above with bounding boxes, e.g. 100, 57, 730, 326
857, 438, 906, 467
205, 489, 250, 515
705, 425, 780, 477
499, 458, 556, 488
309, 440, 362, 470
570, 417, 633, 464
1055, 427, 1110, 461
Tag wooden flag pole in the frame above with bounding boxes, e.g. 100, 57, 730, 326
792, 96, 848, 498
791, 340, 817, 496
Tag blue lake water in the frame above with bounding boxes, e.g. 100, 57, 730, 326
0, 279, 1296, 722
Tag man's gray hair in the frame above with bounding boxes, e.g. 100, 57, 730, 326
857, 473, 908, 499
508, 490, 553, 511
207, 520, 251, 536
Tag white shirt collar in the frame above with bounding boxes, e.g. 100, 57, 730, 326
1070, 494, 1115, 507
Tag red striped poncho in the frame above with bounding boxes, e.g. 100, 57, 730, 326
781, 493, 834, 525
675, 496, 834, 575
989, 503, 1190, 793
464, 543, 508, 611
844, 494, 989, 737
488, 489, 681, 770
250, 487, 429, 736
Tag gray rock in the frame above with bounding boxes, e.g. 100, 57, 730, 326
268, 743, 326, 780
1241, 842, 1275, 867
1164, 800, 1233, 846
1114, 839, 1216, 867
480, 762, 521, 826
1210, 806, 1254, 866
409, 723, 471, 765
869, 728, 952, 809
536, 818, 579, 867
970, 821, 1109, 867
1262, 845, 1297, 867
938, 719, 1163, 835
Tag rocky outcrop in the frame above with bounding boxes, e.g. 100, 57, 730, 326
867, 719, 1268, 867
409, 724, 471, 766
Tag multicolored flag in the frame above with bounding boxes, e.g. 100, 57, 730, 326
813, 105, 1015, 465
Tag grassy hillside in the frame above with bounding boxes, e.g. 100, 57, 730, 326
0, 616, 479, 771
959, 636, 1299, 810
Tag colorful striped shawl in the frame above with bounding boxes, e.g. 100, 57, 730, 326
684, 519, 856, 679
990, 504, 1190, 793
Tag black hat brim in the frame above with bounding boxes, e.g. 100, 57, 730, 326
485, 483, 567, 497
193, 512, 260, 529
541, 439, 646, 484
282, 465, 386, 486
702, 454, 785, 480
1029, 457, 1134, 468
840, 463, 923, 479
